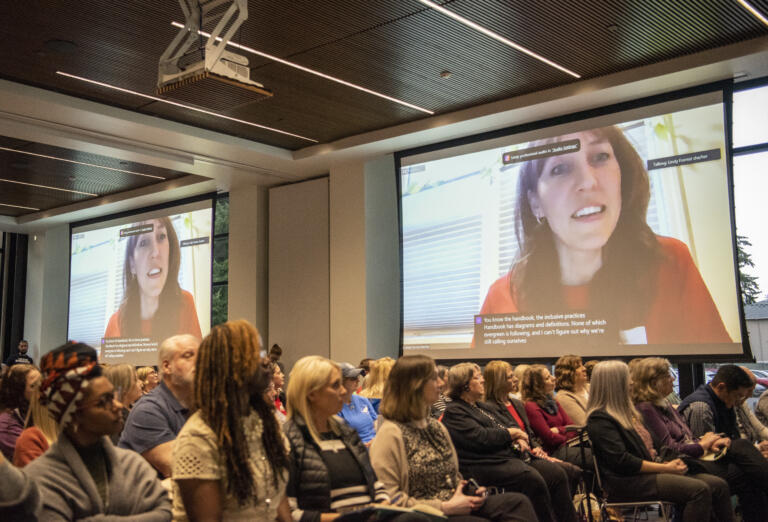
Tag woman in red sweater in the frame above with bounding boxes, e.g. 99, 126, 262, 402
479, 126, 731, 346
104, 216, 201, 342
522, 365, 591, 469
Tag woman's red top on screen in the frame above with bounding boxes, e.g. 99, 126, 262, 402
104, 290, 202, 339
480, 236, 731, 344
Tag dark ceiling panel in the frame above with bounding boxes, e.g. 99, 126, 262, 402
0, 0, 766, 154
0, 136, 202, 217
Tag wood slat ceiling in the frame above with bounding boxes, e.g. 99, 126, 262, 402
2, 0, 767, 147
0, 0, 767, 216
0, 136, 201, 217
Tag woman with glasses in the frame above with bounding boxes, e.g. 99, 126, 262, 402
25, 342, 171, 521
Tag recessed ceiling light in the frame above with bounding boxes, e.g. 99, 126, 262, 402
0, 177, 97, 196
0, 202, 40, 211
737, 0, 768, 27
171, 21, 435, 115
56, 71, 319, 143
0, 145, 164, 180
415, 0, 581, 79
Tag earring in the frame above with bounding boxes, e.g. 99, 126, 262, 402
535, 215, 546, 226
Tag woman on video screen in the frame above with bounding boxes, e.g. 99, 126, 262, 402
104, 216, 202, 341
479, 126, 731, 345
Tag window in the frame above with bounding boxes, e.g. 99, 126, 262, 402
212, 195, 229, 326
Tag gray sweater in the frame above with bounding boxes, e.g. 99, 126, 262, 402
25, 432, 171, 521
0, 458, 40, 521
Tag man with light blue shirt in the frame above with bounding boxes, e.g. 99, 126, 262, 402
338, 362, 377, 445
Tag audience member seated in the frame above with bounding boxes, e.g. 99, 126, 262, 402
583, 360, 598, 384
734, 367, 768, 457
137, 366, 159, 395
119, 334, 198, 477
371, 355, 538, 521
269, 343, 286, 374
0, 450, 41, 521
13, 388, 58, 467
266, 381, 287, 424
3, 340, 34, 370
26, 342, 171, 520
483, 361, 589, 471
586, 360, 733, 522
0, 364, 40, 460
522, 365, 587, 468
509, 364, 529, 400
441, 362, 577, 522
679, 365, 758, 441
172, 320, 290, 521
756, 387, 768, 427
360, 356, 395, 413
358, 358, 373, 393
430, 365, 450, 419
284, 356, 426, 521
632, 357, 767, 522
338, 362, 377, 445
553, 355, 589, 426
104, 363, 143, 444
271, 360, 287, 417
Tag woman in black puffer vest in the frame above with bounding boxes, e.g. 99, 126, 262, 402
284, 355, 427, 522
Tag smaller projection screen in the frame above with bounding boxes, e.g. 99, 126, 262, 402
68, 199, 213, 366
398, 89, 746, 360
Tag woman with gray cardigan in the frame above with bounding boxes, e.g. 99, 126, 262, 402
25, 342, 171, 521
370, 355, 537, 521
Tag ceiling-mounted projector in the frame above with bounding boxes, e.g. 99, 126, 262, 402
157, 0, 272, 101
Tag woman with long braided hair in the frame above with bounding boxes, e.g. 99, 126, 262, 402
171, 319, 290, 521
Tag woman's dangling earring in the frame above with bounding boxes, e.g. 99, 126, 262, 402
535, 214, 546, 226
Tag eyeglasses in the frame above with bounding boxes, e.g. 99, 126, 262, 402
78, 392, 117, 410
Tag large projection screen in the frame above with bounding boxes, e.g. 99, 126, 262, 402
68, 198, 213, 366
398, 89, 747, 361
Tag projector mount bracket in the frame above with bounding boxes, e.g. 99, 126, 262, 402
157, 0, 271, 95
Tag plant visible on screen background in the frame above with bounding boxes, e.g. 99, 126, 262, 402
737, 234, 761, 304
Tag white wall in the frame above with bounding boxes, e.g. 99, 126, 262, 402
269, 178, 330, 371
228, 185, 269, 335
24, 226, 69, 358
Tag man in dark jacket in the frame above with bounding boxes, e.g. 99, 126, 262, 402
679, 364, 768, 522
679, 365, 752, 438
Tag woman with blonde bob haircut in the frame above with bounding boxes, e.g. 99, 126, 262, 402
284, 356, 411, 521
586, 361, 733, 522
371, 355, 537, 520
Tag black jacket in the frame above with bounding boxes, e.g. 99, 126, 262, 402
678, 384, 739, 439
482, 398, 542, 448
441, 398, 516, 465
586, 410, 656, 496
283, 414, 379, 522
